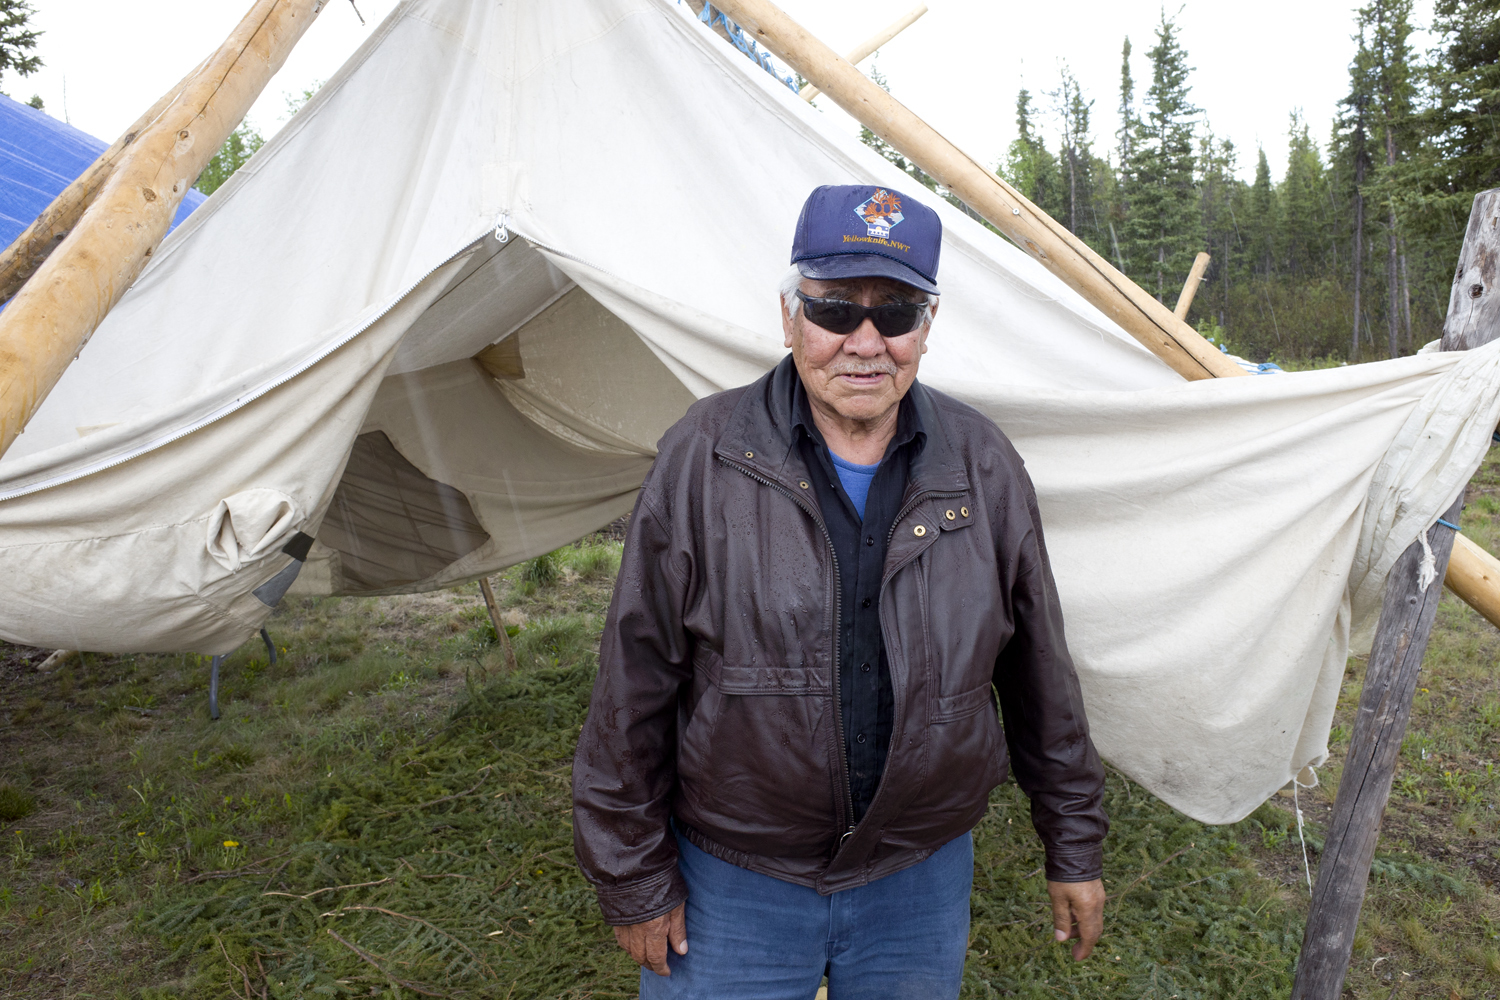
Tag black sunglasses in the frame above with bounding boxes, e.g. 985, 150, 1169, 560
796, 291, 928, 337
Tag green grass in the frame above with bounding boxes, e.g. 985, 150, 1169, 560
1, 507, 1498, 997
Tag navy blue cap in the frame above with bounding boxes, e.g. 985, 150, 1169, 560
790, 184, 941, 294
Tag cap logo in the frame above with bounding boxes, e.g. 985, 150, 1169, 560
855, 189, 904, 239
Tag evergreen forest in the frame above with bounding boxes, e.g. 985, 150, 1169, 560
864, 0, 1500, 366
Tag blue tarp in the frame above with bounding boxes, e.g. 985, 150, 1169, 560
0, 94, 205, 248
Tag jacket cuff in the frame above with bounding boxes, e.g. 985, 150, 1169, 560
1043, 844, 1103, 883
593, 864, 689, 926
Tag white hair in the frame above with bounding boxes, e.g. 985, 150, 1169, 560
779, 264, 937, 325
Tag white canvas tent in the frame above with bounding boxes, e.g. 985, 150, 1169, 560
1, 0, 1498, 826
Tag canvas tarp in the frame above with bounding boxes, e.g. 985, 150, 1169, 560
0, 0, 1496, 825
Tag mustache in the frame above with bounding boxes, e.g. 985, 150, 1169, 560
826, 361, 897, 377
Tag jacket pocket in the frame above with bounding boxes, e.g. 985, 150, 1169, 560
932, 683, 995, 723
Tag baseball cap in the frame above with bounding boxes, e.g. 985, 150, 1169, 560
790, 184, 941, 295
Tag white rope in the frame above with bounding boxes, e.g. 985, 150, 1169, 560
1417, 528, 1437, 591
1292, 767, 1318, 894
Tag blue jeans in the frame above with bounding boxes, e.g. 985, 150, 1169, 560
639, 830, 972, 1000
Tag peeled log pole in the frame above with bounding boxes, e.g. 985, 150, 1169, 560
0, 57, 208, 306
797, 4, 928, 103
0, 0, 324, 459
1173, 251, 1211, 321
1447, 534, 1500, 625
710, 0, 1246, 382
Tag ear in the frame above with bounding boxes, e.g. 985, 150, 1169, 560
919, 299, 937, 355
782, 296, 796, 349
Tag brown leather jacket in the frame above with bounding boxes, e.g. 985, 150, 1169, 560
572, 357, 1107, 924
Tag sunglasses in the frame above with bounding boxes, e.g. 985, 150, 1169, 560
796, 291, 928, 337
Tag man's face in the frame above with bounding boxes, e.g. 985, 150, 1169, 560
782, 275, 936, 427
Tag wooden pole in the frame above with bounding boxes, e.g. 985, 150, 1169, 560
0, 0, 325, 460
1291, 498, 1462, 998
1438, 189, 1500, 352
1292, 188, 1500, 999
0, 57, 208, 306
710, 0, 1247, 382
1173, 251, 1211, 321
798, 4, 928, 103
1446, 534, 1500, 626
478, 577, 519, 672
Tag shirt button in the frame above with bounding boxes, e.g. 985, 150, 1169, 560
861, 598, 871, 608
865, 536, 874, 546
861, 662, 871, 673
856, 733, 867, 744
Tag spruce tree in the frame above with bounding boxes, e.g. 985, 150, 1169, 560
1333, 25, 1378, 359
1000, 87, 1063, 222
1280, 113, 1332, 278
1050, 66, 1097, 245
1120, 11, 1203, 301
1195, 129, 1238, 330
1244, 148, 1278, 279
0, 0, 41, 89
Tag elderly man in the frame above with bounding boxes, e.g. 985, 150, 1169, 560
572, 184, 1108, 998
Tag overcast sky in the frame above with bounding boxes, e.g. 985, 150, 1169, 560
10, 0, 1439, 183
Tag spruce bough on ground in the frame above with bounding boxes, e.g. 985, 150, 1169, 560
1, 513, 1497, 996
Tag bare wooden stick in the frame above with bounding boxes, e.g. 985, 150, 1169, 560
1291, 496, 1462, 999
478, 578, 519, 671
0, 56, 208, 306
0, 0, 326, 459
326, 928, 453, 998
798, 4, 927, 102
710, 0, 1247, 381
36, 649, 77, 672
1174, 252, 1211, 321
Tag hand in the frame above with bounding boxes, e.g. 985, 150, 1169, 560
1046, 878, 1105, 961
613, 902, 688, 977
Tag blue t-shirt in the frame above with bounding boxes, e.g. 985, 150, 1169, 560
829, 451, 881, 520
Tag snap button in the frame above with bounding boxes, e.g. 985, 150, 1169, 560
913, 524, 927, 537
945, 509, 956, 521
960, 506, 969, 517
799, 480, 809, 489
744, 451, 754, 459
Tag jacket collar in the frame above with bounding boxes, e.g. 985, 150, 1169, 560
715, 355, 969, 496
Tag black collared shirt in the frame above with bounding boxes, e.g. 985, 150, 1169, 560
792, 379, 925, 825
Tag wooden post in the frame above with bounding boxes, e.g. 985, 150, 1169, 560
0, 0, 325, 460
1174, 251, 1211, 321
0, 58, 208, 306
1291, 498, 1462, 998
709, 0, 1248, 382
1292, 189, 1500, 999
1439, 189, 1500, 352
797, 4, 928, 103
478, 577, 519, 672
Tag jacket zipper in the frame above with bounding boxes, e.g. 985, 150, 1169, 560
719, 456, 857, 845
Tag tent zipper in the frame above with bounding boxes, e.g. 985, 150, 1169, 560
718, 455, 857, 845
